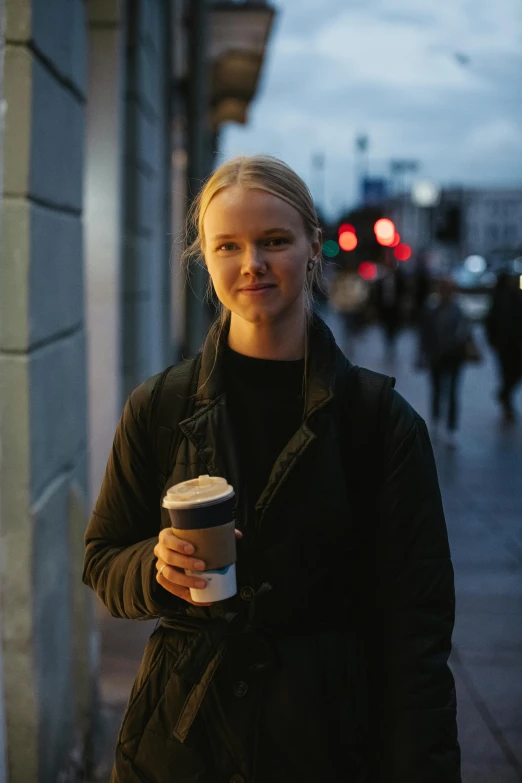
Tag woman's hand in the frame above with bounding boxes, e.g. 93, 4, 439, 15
154, 527, 243, 606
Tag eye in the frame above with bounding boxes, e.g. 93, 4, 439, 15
265, 237, 289, 247
216, 242, 237, 252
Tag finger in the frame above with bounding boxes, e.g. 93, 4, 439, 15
155, 544, 206, 572
157, 527, 196, 555
235, 529, 243, 540
156, 571, 212, 606
157, 563, 208, 591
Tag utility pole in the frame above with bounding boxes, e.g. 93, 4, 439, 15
311, 152, 326, 217
389, 158, 419, 239
355, 134, 369, 204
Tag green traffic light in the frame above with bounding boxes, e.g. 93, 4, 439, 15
322, 240, 340, 258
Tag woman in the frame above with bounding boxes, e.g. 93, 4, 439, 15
420, 278, 470, 447
83, 155, 461, 783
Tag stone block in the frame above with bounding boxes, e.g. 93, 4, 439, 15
87, 0, 121, 25
0, 199, 84, 351
5, 0, 31, 42
3, 45, 32, 195
0, 199, 30, 350
0, 353, 39, 781
68, 464, 98, 736
453, 663, 505, 765
32, 0, 87, 96
32, 471, 74, 780
503, 729, 522, 769
69, 0, 88, 96
464, 662, 522, 731
0, 356, 30, 531
29, 329, 88, 502
30, 57, 85, 211
29, 204, 84, 345
461, 765, 521, 783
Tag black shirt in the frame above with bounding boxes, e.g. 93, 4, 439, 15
224, 347, 305, 508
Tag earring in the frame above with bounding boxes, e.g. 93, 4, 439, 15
307, 260, 315, 271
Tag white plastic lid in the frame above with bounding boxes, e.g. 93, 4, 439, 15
162, 475, 234, 509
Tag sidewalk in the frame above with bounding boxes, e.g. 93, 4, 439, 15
90, 320, 522, 782
337, 319, 522, 783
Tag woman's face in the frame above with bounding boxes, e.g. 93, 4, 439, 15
202, 185, 320, 327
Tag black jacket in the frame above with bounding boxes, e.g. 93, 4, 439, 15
486, 285, 522, 349
83, 319, 460, 783
420, 298, 469, 364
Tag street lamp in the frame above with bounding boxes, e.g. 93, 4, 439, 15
411, 179, 441, 209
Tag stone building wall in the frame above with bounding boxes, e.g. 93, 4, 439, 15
0, 0, 92, 779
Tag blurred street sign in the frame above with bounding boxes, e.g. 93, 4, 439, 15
355, 134, 369, 152
362, 176, 387, 205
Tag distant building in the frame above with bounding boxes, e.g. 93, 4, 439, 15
388, 186, 522, 269
461, 188, 522, 260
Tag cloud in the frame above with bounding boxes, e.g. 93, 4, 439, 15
466, 119, 522, 153
222, 0, 522, 214
313, 10, 481, 92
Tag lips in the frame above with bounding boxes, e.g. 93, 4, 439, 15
240, 283, 275, 292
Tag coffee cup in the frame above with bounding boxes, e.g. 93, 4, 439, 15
162, 475, 236, 603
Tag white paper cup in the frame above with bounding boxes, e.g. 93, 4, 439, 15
162, 475, 237, 603
186, 563, 237, 603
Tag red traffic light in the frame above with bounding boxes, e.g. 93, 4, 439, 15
374, 218, 395, 246
339, 231, 358, 251
358, 261, 377, 281
394, 243, 412, 261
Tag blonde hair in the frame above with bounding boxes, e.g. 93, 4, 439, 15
182, 154, 324, 325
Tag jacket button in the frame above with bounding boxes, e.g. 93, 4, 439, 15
230, 776, 245, 783
233, 681, 248, 698
240, 586, 255, 601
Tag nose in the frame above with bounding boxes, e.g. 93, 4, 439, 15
241, 244, 267, 276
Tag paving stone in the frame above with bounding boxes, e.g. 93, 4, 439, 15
463, 663, 522, 731
453, 663, 506, 765
462, 765, 521, 783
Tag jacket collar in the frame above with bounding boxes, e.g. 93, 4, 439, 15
179, 313, 348, 517
193, 313, 342, 418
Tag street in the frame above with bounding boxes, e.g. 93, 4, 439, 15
91, 318, 522, 783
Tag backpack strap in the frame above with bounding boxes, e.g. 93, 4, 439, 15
340, 364, 396, 463
148, 353, 202, 481
349, 365, 395, 436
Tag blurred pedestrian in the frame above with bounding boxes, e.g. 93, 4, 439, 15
329, 267, 369, 357
374, 256, 406, 357
485, 272, 522, 422
83, 155, 461, 783
420, 278, 470, 446
413, 249, 432, 323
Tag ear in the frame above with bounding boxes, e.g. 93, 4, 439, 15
310, 228, 323, 261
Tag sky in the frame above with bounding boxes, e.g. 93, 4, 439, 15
221, 0, 522, 218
